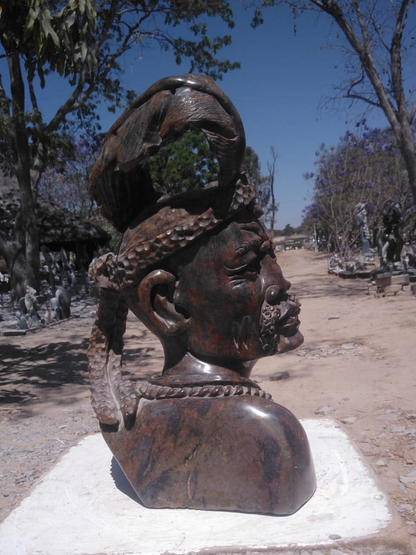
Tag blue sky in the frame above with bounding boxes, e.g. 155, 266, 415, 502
3, 2, 391, 228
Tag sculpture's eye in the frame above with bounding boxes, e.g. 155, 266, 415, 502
236, 242, 252, 256
224, 258, 261, 287
242, 259, 261, 280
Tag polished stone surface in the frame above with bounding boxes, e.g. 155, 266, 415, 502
103, 394, 315, 514
0, 419, 405, 555
88, 74, 315, 516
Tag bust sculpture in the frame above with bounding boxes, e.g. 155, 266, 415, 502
87, 74, 316, 515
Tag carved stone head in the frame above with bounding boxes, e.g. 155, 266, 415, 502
87, 75, 315, 516
121, 207, 303, 375
89, 74, 302, 381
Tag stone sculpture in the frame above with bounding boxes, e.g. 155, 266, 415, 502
375, 201, 404, 272
49, 286, 71, 321
355, 202, 372, 257
60, 247, 77, 291
87, 74, 316, 515
404, 220, 416, 269
17, 286, 42, 329
41, 245, 59, 290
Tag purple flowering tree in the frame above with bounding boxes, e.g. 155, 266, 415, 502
39, 135, 99, 219
303, 126, 413, 256
254, 1, 416, 210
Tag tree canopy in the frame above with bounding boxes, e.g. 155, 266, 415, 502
149, 131, 220, 195
39, 134, 100, 218
40, 129, 273, 223
0, 0, 241, 298
254, 0, 416, 210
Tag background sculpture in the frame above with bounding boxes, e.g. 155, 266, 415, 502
355, 202, 372, 258
88, 74, 316, 515
375, 201, 404, 272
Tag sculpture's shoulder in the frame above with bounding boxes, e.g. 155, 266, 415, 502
103, 392, 316, 515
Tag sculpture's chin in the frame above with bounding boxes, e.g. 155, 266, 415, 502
260, 327, 303, 357
276, 329, 304, 354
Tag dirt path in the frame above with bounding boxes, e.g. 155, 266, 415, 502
1, 249, 416, 549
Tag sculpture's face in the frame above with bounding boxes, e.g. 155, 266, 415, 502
174, 213, 303, 365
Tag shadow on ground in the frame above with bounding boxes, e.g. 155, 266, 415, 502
0, 330, 163, 406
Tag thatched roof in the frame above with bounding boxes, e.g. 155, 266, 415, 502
0, 172, 109, 251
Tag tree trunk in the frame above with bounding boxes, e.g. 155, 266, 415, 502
270, 190, 276, 233
18, 186, 40, 292
267, 147, 278, 234
0, 238, 26, 302
10, 248, 27, 302
8, 52, 40, 295
306, 0, 416, 209
395, 120, 416, 208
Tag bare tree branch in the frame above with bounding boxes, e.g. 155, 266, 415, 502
267, 146, 278, 233
344, 71, 381, 107
389, 0, 411, 116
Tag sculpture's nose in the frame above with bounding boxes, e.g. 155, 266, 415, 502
265, 280, 291, 305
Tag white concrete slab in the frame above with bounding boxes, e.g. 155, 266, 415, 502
0, 419, 395, 555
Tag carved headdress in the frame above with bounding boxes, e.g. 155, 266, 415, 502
88, 75, 260, 425
89, 74, 258, 290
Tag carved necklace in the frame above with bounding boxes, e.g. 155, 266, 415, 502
137, 382, 272, 401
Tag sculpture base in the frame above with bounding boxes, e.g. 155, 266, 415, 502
0, 420, 411, 555
103, 394, 316, 515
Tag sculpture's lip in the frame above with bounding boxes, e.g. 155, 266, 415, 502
278, 315, 301, 337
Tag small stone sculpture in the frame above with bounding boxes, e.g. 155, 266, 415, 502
41, 245, 59, 290
49, 286, 71, 321
403, 220, 416, 269
87, 74, 316, 515
18, 286, 42, 329
60, 247, 77, 291
355, 202, 372, 257
375, 201, 404, 272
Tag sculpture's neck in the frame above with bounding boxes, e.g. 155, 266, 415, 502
149, 352, 259, 389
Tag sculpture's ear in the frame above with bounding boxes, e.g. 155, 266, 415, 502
137, 269, 186, 336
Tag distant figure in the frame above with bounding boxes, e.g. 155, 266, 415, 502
375, 201, 403, 272
355, 203, 371, 257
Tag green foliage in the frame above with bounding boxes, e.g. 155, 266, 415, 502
93, 215, 122, 253
242, 146, 272, 217
0, 0, 97, 88
149, 131, 219, 195
242, 146, 263, 184
0, 0, 241, 175
0, 0, 243, 189
148, 136, 275, 225
275, 224, 306, 236
282, 223, 295, 236
0, 0, 243, 293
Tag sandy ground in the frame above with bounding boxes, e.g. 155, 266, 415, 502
1, 249, 416, 550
